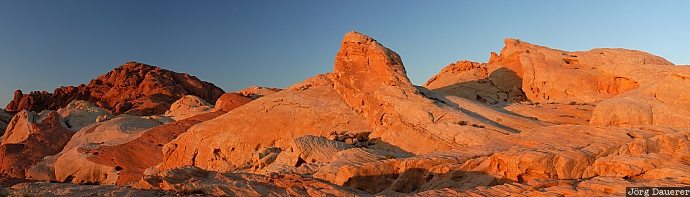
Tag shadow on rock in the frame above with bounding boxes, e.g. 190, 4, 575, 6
344, 168, 500, 195
432, 68, 527, 107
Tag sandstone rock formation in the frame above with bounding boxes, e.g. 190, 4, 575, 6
0, 110, 74, 178
329, 32, 528, 153
4, 62, 225, 116
590, 70, 690, 127
85, 111, 225, 185
156, 74, 371, 172
152, 32, 550, 181
26, 116, 161, 184
426, 38, 690, 129
164, 95, 214, 120
212, 92, 253, 112
426, 38, 678, 104
302, 124, 690, 195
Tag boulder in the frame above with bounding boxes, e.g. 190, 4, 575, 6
26, 116, 161, 184
4, 62, 225, 116
58, 100, 112, 131
0, 110, 74, 178
590, 72, 690, 127
1, 110, 66, 145
84, 111, 225, 185
164, 95, 214, 120
212, 92, 253, 112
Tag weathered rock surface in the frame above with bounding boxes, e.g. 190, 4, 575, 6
26, 116, 161, 184
212, 92, 253, 112
0, 110, 74, 179
58, 100, 112, 131
489, 38, 674, 103
308, 124, 690, 195
85, 111, 225, 185
134, 166, 365, 196
156, 74, 371, 172
590, 71, 690, 127
163, 95, 214, 120
248, 135, 357, 174
426, 38, 690, 129
4, 62, 225, 116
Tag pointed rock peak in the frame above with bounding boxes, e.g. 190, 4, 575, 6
333, 31, 412, 88
504, 38, 521, 45
342, 31, 376, 44
500, 38, 537, 54
503, 38, 540, 48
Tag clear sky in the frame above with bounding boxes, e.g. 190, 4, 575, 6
0, 1, 688, 105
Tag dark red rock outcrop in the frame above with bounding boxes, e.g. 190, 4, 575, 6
4, 62, 225, 116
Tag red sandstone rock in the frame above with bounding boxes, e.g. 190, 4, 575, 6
213, 92, 253, 112
0, 110, 74, 179
164, 95, 215, 120
4, 62, 225, 116
85, 111, 225, 185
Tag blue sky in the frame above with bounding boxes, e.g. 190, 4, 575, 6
0, 1, 688, 105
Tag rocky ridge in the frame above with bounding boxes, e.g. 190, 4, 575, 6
4, 62, 225, 116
